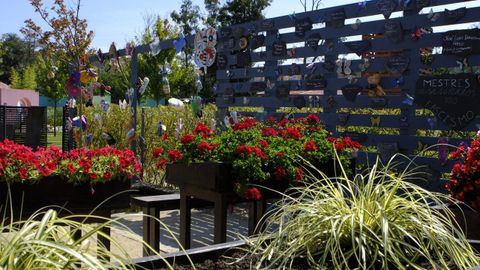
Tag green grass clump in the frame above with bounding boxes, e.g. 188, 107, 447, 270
247, 157, 479, 269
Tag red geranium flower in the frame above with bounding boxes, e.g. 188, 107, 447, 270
168, 149, 183, 162
304, 140, 318, 152
236, 145, 252, 155
262, 128, 278, 137
243, 187, 262, 201
193, 123, 211, 137
295, 167, 304, 181
267, 116, 276, 123
258, 140, 269, 148
181, 134, 195, 144
152, 147, 164, 158
275, 166, 286, 181
306, 114, 320, 125
198, 141, 216, 153
252, 147, 268, 159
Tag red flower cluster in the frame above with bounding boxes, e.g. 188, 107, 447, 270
446, 138, 480, 209
304, 140, 318, 152
275, 166, 286, 181
295, 167, 305, 181
0, 140, 141, 183
181, 134, 195, 144
193, 123, 211, 137
262, 128, 278, 137
306, 114, 320, 125
329, 137, 362, 152
242, 187, 262, 201
152, 147, 164, 158
280, 127, 302, 140
232, 117, 257, 131
168, 149, 183, 162
235, 145, 267, 159
258, 140, 269, 148
198, 141, 216, 154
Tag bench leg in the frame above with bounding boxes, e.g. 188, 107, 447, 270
214, 197, 227, 244
142, 207, 160, 256
248, 199, 267, 235
97, 225, 110, 260
180, 193, 191, 249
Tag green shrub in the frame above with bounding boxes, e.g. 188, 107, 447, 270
246, 156, 479, 269
82, 104, 216, 185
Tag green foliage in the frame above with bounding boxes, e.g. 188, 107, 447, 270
21, 65, 37, 90
169, 59, 196, 98
0, 33, 33, 83
8, 68, 21, 88
97, 57, 130, 102
82, 104, 217, 185
246, 158, 479, 269
170, 0, 201, 65
204, 0, 221, 27
35, 53, 67, 101
216, 0, 273, 27
136, 16, 177, 103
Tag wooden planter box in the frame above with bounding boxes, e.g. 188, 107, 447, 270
166, 162, 233, 192
166, 159, 355, 195
0, 176, 131, 216
448, 206, 480, 242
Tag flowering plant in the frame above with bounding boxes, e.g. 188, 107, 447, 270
0, 139, 141, 184
446, 135, 480, 209
152, 114, 361, 199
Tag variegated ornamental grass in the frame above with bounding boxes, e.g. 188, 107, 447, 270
247, 156, 479, 269
0, 207, 189, 270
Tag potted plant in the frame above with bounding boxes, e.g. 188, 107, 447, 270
152, 114, 361, 200
0, 139, 142, 214
445, 134, 480, 241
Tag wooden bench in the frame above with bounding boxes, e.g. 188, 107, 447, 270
132, 193, 269, 255
131, 194, 181, 256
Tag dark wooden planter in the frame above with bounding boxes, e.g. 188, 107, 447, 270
166, 162, 233, 192
448, 206, 480, 242
0, 176, 131, 216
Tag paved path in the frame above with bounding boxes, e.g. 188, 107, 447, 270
110, 205, 250, 259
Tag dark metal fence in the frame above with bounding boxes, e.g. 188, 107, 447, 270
62, 106, 77, 152
0, 106, 47, 149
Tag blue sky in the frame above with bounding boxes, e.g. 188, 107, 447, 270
0, 0, 476, 51
0, 0, 356, 50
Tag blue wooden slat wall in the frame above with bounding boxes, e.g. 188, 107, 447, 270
214, 0, 480, 192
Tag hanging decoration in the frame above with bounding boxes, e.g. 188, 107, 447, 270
125, 42, 135, 56
194, 27, 217, 73
150, 37, 161, 56
66, 73, 81, 98
138, 77, 150, 95
108, 42, 120, 72
174, 33, 187, 53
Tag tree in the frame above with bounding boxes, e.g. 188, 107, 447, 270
22, 0, 93, 69
9, 69, 21, 88
299, 0, 322, 12
35, 53, 68, 135
216, 0, 273, 27
136, 15, 177, 105
0, 33, 33, 84
204, 0, 221, 27
170, 0, 201, 65
22, 65, 37, 89
23, 0, 93, 147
